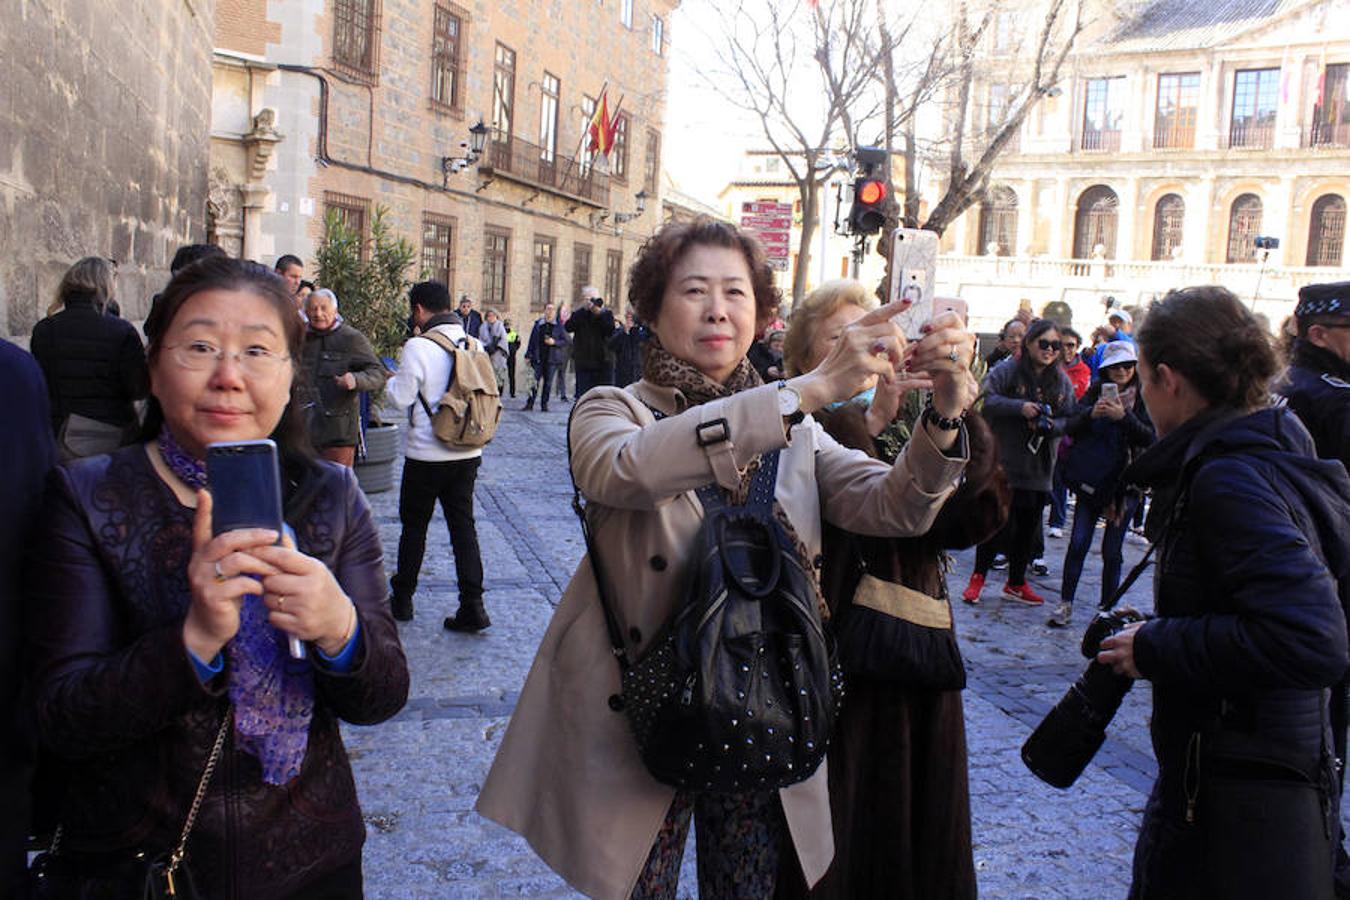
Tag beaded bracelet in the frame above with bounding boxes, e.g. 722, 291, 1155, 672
922, 403, 967, 431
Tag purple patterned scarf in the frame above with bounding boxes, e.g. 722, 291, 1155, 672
157, 429, 315, 784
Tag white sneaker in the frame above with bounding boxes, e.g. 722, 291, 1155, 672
1047, 527, 1064, 539
1032, 559, 1050, 577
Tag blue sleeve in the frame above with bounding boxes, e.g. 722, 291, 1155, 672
189, 649, 224, 683
315, 616, 362, 672
1133, 458, 1350, 691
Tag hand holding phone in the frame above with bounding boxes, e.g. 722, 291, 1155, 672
207, 440, 305, 659
1101, 382, 1120, 403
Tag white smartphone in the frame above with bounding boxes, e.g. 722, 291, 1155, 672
1101, 382, 1120, 404
888, 228, 939, 339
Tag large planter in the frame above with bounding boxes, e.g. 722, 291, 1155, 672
355, 422, 400, 494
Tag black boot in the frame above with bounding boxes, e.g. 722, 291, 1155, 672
444, 597, 490, 632
523, 393, 534, 411
389, 593, 414, 622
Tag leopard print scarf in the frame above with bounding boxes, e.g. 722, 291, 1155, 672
641, 332, 764, 503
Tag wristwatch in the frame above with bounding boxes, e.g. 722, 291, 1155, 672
777, 381, 805, 427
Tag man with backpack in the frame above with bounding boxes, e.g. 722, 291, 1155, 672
385, 280, 495, 631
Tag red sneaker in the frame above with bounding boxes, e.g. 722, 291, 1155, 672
1003, 582, 1045, 606
961, 573, 985, 604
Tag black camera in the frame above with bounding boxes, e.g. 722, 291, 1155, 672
1254, 236, 1280, 250
1021, 608, 1149, 788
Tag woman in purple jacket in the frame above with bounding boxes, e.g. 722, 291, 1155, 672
24, 257, 408, 899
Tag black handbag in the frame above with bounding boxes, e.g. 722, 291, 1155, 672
831, 551, 966, 690
567, 414, 842, 793
29, 711, 231, 899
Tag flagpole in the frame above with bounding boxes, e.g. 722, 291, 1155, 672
558, 81, 609, 197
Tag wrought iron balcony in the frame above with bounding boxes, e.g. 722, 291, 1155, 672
480, 135, 612, 208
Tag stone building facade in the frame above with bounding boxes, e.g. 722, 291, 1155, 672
1, 0, 216, 338
941, 0, 1350, 332
211, 0, 678, 328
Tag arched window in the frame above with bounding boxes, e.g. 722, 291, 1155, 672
1151, 193, 1185, 260
1307, 194, 1347, 267
1225, 193, 1263, 263
978, 186, 1018, 256
1073, 185, 1119, 259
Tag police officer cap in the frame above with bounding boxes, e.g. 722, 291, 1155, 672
1295, 282, 1350, 320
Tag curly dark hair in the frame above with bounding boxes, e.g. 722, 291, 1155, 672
628, 218, 782, 330
1136, 285, 1277, 411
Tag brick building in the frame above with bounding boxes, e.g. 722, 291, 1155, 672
210, 0, 678, 327
1, 0, 216, 338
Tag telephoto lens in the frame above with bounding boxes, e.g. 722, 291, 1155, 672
1020, 609, 1148, 788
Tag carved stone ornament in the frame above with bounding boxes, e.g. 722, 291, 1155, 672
244, 108, 283, 182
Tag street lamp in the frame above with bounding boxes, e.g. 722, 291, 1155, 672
613, 189, 649, 225
442, 120, 490, 186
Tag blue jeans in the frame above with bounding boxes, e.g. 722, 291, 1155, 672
1059, 492, 1139, 608
1048, 467, 1069, 529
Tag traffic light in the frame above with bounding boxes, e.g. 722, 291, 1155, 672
849, 177, 888, 235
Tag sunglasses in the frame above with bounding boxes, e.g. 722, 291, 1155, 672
1037, 339, 1062, 352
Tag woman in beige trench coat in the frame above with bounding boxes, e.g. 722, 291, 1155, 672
477, 219, 979, 899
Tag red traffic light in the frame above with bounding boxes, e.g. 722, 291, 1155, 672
858, 180, 886, 205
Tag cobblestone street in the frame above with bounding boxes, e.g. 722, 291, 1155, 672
343, 401, 1346, 898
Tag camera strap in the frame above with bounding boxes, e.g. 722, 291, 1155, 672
1099, 541, 1157, 612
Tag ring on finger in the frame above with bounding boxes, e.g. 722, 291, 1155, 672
277, 595, 286, 610
948, 345, 960, 363
213, 560, 227, 583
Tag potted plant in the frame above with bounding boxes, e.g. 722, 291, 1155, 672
315, 206, 416, 493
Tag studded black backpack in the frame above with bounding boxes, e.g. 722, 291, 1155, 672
568, 424, 843, 793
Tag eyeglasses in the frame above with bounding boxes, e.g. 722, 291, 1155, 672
164, 340, 291, 377
1037, 339, 1062, 352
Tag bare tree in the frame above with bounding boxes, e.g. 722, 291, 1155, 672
919, 0, 1085, 236
692, 0, 879, 304
815, 0, 1084, 292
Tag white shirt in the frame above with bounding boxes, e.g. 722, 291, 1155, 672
386, 322, 485, 462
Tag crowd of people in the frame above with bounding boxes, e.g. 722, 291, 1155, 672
2, 217, 1350, 899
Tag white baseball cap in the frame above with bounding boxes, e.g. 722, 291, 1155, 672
1108, 308, 1133, 326
1099, 341, 1138, 369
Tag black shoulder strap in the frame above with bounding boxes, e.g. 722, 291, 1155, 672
566, 402, 634, 671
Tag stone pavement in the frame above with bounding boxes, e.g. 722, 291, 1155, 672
342, 399, 1347, 899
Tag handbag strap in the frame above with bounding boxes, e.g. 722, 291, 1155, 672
166, 709, 232, 875
565, 403, 634, 672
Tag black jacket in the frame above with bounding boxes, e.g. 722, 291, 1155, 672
1061, 380, 1155, 501
29, 295, 149, 430
565, 305, 615, 369
24, 448, 409, 898
1278, 340, 1350, 467
0, 342, 55, 891
608, 325, 647, 388
1126, 407, 1350, 791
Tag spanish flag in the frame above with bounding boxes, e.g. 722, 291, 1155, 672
588, 91, 617, 155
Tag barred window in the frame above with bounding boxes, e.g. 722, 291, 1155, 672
431, 5, 465, 112
531, 237, 555, 312
572, 243, 592, 305
1151, 194, 1185, 261
977, 186, 1017, 256
1081, 77, 1126, 152
1307, 195, 1347, 267
334, 0, 380, 80
643, 129, 661, 196
324, 192, 370, 260
1225, 194, 1263, 263
483, 228, 510, 307
605, 249, 623, 305
421, 213, 456, 290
